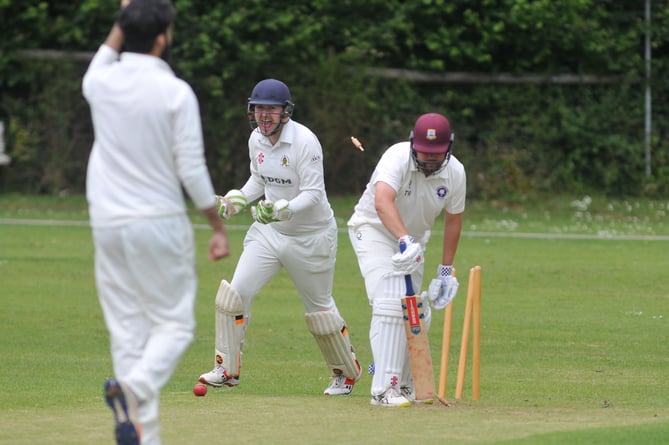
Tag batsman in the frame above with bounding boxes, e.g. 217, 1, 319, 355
347, 113, 466, 407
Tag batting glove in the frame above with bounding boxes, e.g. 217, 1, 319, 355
251, 199, 292, 224
391, 235, 424, 275
216, 189, 248, 220
426, 264, 459, 310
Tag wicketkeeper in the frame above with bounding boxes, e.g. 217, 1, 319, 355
347, 113, 466, 407
199, 79, 361, 395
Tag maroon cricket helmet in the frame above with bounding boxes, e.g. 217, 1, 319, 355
411, 113, 452, 154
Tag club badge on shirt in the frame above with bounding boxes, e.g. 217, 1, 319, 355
435, 185, 448, 199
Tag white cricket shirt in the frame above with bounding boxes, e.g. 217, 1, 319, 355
348, 141, 466, 243
83, 45, 216, 227
240, 119, 334, 235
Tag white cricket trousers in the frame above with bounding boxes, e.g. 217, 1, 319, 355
230, 219, 339, 315
93, 215, 197, 445
347, 223, 425, 303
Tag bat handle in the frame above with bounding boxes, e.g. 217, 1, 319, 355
398, 241, 415, 296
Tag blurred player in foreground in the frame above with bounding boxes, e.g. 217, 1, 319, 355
347, 113, 466, 407
83, 0, 229, 443
198, 79, 361, 396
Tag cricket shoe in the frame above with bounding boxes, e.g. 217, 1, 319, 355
198, 365, 239, 387
104, 378, 141, 445
370, 387, 412, 408
401, 385, 434, 404
323, 375, 357, 395
400, 385, 415, 402
323, 348, 362, 395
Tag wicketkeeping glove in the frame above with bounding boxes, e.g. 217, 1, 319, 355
251, 199, 292, 224
426, 264, 459, 310
216, 189, 248, 220
391, 235, 424, 275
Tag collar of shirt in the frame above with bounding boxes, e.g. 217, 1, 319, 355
119, 52, 174, 75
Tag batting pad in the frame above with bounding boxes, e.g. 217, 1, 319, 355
371, 297, 406, 396
214, 280, 245, 376
305, 311, 360, 379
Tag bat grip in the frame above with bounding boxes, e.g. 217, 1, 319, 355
399, 241, 416, 296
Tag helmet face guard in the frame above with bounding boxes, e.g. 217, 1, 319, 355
247, 79, 294, 136
247, 101, 294, 136
410, 133, 453, 175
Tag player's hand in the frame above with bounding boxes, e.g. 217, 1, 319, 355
392, 235, 424, 275
216, 189, 248, 220
426, 264, 458, 310
251, 199, 292, 224
208, 231, 230, 260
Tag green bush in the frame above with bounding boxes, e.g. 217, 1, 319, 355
0, 0, 667, 198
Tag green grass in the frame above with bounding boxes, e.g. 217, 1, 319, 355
1, 193, 668, 444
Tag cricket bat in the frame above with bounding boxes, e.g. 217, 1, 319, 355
400, 245, 436, 403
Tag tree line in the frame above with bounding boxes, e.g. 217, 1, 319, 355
1, 0, 667, 198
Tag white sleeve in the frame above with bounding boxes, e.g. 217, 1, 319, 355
82, 45, 119, 100
371, 144, 406, 192
173, 84, 216, 210
286, 136, 325, 214
240, 138, 267, 203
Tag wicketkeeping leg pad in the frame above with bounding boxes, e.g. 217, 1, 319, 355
305, 311, 361, 379
214, 280, 245, 377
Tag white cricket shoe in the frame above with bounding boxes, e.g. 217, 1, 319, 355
323, 375, 357, 395
370, 387, 412, 408
323, 347, 362, 395
198, 365, 239, 388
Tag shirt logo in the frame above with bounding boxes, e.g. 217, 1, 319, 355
436, 185, 448, 198
258, 152, 265, 165
281, 155, 289, 167
261, 175, 292, 185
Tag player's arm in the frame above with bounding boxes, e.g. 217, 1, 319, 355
279, 142, 325, 214
103, 23, 124, 53
82, 1, 128, 96
103, 0, 130, 52
202, 205, 230, 261
374, 181, 408, 238
376, 181, 424, 274
441, 211, 463, 265
240, 138, 269, 204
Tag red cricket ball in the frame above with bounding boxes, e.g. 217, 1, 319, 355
193, 383, 207, 397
